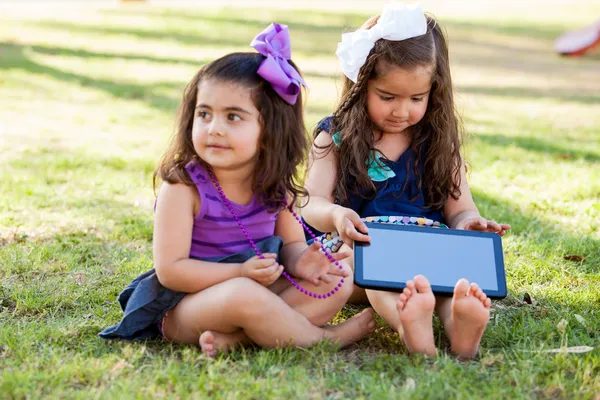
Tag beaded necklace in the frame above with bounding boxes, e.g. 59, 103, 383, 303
207, 168, 345, 299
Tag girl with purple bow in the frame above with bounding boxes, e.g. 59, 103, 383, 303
99, 23, 376, 356
302, 3, 510, 359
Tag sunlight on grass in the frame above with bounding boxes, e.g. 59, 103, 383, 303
1, 0, 599, 397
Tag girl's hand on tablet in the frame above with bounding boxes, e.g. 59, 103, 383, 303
332, 206, 371, 246
457, 216, 511, 237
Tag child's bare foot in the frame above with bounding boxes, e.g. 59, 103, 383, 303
449, 279, 491, 359
396, 275, 436, 356
324, 308, 376, 347
199, 330, 247, 358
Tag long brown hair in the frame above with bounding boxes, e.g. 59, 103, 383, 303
315, 15, 464, 210
154, 52, 308, 210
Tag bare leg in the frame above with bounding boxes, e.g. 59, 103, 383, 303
274, 259, 355, 326
338, 243, 436, 355
436, 279, 491, 359
162, 277, 375, 355
395, 275, 436, 356
348, 285, 369, 304
201, 258, 358, 355
198, 310, 375, 358
364, 279, 436, 356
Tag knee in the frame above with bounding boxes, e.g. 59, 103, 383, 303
223, 277, 274, 318
224, 277, 268, 300
303, 263, 354, 326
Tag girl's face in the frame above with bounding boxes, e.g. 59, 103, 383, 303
366, 63, 433, 135
192, 79, 262, 172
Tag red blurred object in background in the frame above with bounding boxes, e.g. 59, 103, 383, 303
554, 19, 600, 56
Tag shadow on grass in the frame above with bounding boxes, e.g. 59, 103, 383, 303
473, 133, 600, 162
464, 188, 600, 351
450, 36, 600, 88
471, 187, 600, 274
7, 12, 597, 94
458, 84, 600, 105
13, 42, 339, 81
0, 42, 182, 114
99, 6, 369, 33
0, 223, 153, 319
16, 18, 598, 107
31, 19, 338, 57
443, 20, 568, 41
25, 43, 215, 68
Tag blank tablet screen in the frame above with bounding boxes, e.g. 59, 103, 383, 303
361, 227, 499, 291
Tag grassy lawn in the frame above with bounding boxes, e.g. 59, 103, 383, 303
1, 0, 599, 398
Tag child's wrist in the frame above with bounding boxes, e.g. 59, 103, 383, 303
331, 204, 344, 224
451, 210, 479, 228
237, 263, 245, 278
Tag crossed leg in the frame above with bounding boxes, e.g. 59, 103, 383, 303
162, 277, 374, 357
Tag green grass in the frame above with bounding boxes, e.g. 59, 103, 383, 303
1, 1, 599, 398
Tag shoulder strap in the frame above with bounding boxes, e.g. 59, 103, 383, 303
316, 115, 333, 133
184, 160, 210, 219
316, 115, 342, 147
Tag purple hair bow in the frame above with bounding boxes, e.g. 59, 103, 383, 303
251, 23, 307, 105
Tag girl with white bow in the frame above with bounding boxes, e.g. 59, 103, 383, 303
100, 23, 376, 357
302, 3, 510, 359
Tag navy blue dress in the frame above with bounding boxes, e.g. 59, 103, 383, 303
99, 237, 283, 341
309, 116, 444, 229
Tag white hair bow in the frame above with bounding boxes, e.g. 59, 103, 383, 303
336, 2, 427, 82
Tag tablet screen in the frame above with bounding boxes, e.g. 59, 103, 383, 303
361, 227, 499, 291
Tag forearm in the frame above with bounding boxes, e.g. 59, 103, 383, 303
279, 241, 307, 277
447, 209, 480, 229
155, 259, 242, 293
302, 196, 341, 233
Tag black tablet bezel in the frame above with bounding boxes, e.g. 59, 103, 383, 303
353, 222, 507, 299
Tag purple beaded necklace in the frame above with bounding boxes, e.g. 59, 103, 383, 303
207, 168, 345, 299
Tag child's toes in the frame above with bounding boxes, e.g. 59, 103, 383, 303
474, 287, 484, 299
454, 279, 469, 297
397, 294, 407, 311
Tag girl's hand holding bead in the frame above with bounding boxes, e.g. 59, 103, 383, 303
294, 242, 350, 286
332, 206, 371, 246
456, 217, 511, 237
240, 253, 284, 286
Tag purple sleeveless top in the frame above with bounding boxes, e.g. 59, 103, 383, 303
184, 161, 278, 258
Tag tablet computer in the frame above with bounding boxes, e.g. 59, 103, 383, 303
354, 222, 507, 298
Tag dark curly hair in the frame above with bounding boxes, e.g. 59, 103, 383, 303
315, 14, 464, 210
154, 52, 308, 210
